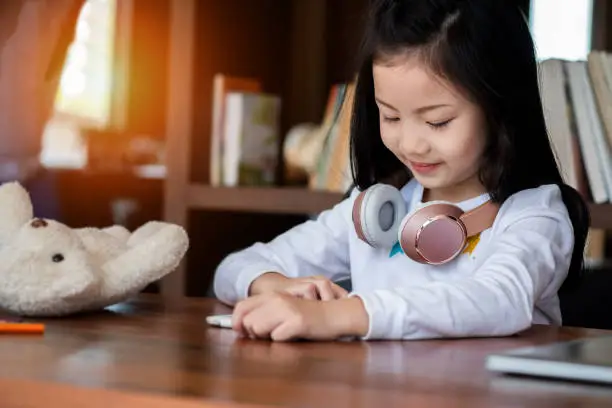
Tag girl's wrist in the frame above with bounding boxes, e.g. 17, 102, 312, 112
248, 272, 289, 296
324, 296, 369, 338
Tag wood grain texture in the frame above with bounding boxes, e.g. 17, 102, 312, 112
590, 203, 612, 230
188, 184, 343, 214
0, 377, 264, 408
2, 295, 612, 407
161, 0, 195, 298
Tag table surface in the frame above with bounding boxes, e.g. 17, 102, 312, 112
2, 294, 612, 407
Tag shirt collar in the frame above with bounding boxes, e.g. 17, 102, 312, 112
400, 178, 491, 212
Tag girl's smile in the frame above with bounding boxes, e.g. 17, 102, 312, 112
408, 161, 442, 175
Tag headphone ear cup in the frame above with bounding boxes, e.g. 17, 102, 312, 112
398, 201, 467, 264
352, 184, 406, 248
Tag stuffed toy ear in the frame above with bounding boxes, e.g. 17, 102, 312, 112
0, 182, 34, 245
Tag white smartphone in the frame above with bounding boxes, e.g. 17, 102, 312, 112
206, 314, 233, 329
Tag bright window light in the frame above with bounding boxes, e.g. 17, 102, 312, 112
530, 0, 593, 61
54, 0, 116, 126
41, 0, 116, 168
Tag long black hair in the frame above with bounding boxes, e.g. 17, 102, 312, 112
349, 0, 590, 292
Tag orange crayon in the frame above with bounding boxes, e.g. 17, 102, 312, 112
0, 322, 45, 334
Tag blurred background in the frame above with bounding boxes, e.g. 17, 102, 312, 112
0, 0, 609, 299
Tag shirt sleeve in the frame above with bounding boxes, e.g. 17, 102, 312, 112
213, 190, 356, 305
349, 186, 575, 340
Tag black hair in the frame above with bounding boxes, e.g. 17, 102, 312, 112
349, 0, 590, 292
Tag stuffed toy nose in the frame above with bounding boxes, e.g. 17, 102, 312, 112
30, 218, 48, 228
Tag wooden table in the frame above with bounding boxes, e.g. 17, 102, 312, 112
2, 295, 612, 407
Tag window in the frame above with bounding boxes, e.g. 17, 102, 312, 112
55, 0, 116, 125
529, 0, 594, 61
41, 0, 116, 168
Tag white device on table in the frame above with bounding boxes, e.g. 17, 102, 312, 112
206, 314, 233, 329
486, 336, 612, 385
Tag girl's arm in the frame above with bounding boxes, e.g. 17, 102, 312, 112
213, 190, 356, 306
350, 186, 575, 340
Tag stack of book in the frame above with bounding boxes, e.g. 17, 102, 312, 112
539, 54, 612, 205
209, 73, 281, 187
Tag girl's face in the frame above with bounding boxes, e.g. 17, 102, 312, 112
373, 55, 488, 202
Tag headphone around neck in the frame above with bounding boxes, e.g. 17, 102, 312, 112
352, 184, 499, 265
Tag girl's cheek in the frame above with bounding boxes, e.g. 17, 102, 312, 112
379, 127, 394, 149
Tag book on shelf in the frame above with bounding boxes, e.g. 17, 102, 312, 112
221, 91, 281, 187
283, 84, 346, 185
539, 54, 612, 204
309, 83, 354, 192
301, 81, 354, 193
209, 74, 262, 187
539, 54, 612, 262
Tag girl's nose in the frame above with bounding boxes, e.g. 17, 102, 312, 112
399, 130, 430, 157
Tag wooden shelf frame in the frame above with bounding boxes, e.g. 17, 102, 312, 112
162, 0, 195, 299
187, 185, 343, 215
589, 203, 612, 230
187, 185, 612, 228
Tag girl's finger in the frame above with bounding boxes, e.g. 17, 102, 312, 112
242, 302, 285, 339
331, 283, 349, 298
270, 319, 300, 342
286, 283, 319, 300
231, 295, 268, 334
303, 277, 348, 300
313, 280, 335, 301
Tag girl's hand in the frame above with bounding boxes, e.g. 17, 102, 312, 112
282, 276, 348, 300
249, 273, 348, 301
231, 292, 369, 341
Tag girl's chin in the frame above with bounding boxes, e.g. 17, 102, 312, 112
411, 174, 455, 192
413, 173, 487, 202
411, 172, 448, 188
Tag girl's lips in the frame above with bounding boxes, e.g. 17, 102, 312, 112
410, 161, 441, 174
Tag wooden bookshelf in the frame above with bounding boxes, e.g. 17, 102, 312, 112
160, 0, 368, 298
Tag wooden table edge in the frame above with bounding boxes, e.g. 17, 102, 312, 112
0, 376, 268, 408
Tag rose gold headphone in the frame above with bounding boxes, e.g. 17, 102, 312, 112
352, 184, 499, 264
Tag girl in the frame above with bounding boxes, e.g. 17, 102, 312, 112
213, 0, 590, 341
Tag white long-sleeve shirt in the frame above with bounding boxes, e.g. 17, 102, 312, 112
213, 179, 575, 340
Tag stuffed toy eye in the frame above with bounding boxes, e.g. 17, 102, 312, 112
52, 254, 64, 263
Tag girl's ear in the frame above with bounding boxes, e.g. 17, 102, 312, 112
0, 182, 34, 245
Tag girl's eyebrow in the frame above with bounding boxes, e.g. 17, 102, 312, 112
375, 97, 399, 111
415, 104, 451, 114
375, 97, 450, 113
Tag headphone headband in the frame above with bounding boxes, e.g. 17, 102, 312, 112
459, 200, 499, 237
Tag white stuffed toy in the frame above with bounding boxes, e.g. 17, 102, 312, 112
0, 181, 189, 316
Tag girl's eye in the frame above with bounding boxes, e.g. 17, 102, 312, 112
427, 118, 454, 129
382, 116, 400, 123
